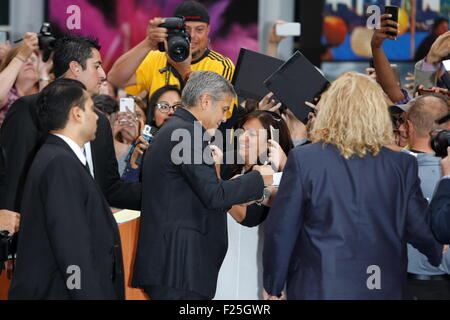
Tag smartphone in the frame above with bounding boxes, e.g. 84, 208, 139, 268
418, 87, 450, 98
271, 172, 283, 186
119, 98, 135, 113
0, 31, 9, 44
269, 125, 275, 141
275, 23, 301, 37
443, 60, 450, 72
384, 6, 399, 38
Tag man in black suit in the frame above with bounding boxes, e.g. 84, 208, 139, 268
431, 147, 450, 244
0, 35, 140, 213
9, 79, 124, 299
133, 71, 274, 300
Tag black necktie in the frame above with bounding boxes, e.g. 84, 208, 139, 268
82, 148, 91, 175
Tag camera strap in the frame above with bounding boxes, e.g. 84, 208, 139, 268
165, 65, 171, 86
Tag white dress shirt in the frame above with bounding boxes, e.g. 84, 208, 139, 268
53, 134, 94, 178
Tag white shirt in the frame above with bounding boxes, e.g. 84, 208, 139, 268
52, 134, 94, 178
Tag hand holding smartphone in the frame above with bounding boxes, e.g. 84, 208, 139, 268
275, 23, 301, 37
384, 6, 399, 39
119, 98, 135, 113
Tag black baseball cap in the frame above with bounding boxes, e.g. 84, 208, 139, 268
174, 1, 210, 24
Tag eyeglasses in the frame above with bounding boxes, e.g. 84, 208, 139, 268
155, 102, 182, 114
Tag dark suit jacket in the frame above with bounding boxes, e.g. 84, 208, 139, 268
132, 107, 265, 299
0, 144, 5, 208
431, 178, 450, 244
263, 143, 443, 300
9, 135, 124, 299
0, 94, 141, 211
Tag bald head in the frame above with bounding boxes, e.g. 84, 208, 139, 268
407, 95, 450, 138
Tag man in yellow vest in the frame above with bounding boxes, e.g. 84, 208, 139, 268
108, 1, 236, 121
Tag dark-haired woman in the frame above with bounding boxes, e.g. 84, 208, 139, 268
214, 110, 293, 300
121, 86, 182, 182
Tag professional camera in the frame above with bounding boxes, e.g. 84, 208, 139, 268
38, 22, 56, 63
0, 230, 11, 266
158, 17, 191, 62
431, 130, 450, 158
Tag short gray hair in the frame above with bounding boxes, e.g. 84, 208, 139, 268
182, 71, 236, 108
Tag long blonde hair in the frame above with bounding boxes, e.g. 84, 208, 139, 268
311, 72, 393, 159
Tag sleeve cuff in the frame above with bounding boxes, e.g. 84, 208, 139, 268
417, 59, 441, 72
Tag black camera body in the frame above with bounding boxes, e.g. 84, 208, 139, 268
0, 230, 11, 265
158, 17, 191, 62
38, 22, 56, 63
431, 130, 450, 158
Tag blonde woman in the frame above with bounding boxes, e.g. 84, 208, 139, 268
262, 72, 442, 300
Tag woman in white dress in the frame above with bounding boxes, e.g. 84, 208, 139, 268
213, 110, 293, 300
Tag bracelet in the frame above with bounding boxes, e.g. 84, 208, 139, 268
39, 77, 51, 82
14, 56, 26, 63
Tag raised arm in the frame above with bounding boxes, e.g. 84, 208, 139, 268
370, 14, 405, 103
108, 18, 167, 88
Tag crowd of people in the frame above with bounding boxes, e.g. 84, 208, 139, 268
1, 1, 450, 300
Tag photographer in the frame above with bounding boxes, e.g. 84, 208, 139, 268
108, 1, 235, 122
0, 32, 52, 127
400, 94, 450, 300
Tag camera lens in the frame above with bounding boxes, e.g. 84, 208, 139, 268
431, 130, 450, 158
168, 36, 190, 62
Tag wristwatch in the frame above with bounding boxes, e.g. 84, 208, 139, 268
256, 188, 271, 206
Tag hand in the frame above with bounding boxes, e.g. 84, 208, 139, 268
371, 14, 399, 49
283, 108, 308, 140
404, 72, 415, 90
253, 165, 275, 186
209, 144, 223, 165
130, 136, 150, 169
145, 17, 168, 50
113, 112, 139, 144
417, 84, 450, 96
258, 92, 282, 112
268, 21, 288, 44
262, 289, 285, 300
0, 40, 11, 61
426, 31, 450, 64
268, 139, 288, 172
0, 210, 20, 236
440, 147, 450, 177
16, 32, 39, 61
365, 67, 377, 80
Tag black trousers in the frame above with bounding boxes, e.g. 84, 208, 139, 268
407, 278, 450, 300
143, 285, 209, 300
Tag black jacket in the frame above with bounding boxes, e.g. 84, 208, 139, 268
9, 135, 124, 299
0, 94, 141, 211
431, 178, 450, 244
132, 107, 265, 299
